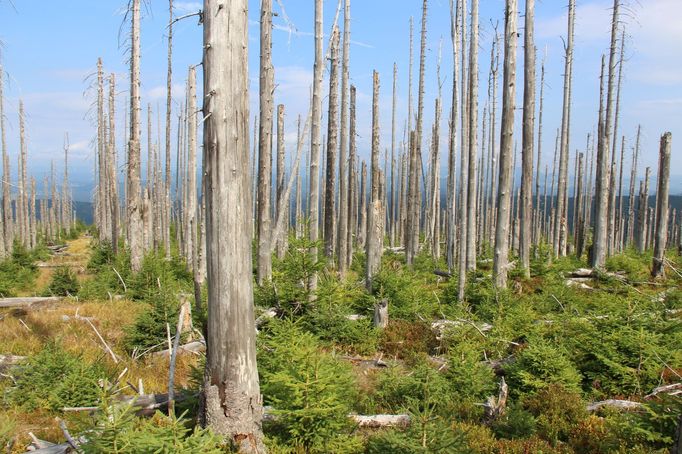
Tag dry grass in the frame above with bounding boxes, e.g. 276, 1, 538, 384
1, 237, 201, 450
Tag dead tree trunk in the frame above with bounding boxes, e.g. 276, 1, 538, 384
627, 125, 640, 247
127, 0, 144, 272
200, 0, 265, 450
466, 0, 479, 272
346, 86, 358, 269
163, 0, 173, 259
554, 0, 575, 258
337, 0, 351, 274
0, 58, 10, 256
446, 0, 460, 272
186, 66, 198, 274
592, 0, 620, 269
637, 168, 650, 254
492, 0, 518, 290
256, 0, 274, 285
324, 27, 340, 259
275, 105, 287, 259
519, 0, 535, 275
651, 133, 671, 278
308, 0, 324, 293
108, 74, 120, 255
366, 71, 382, 291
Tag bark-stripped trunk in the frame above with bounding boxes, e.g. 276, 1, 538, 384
337, 0, 351, 274
390, 62, 397, 248
553, 0, 574, 258
0, 59, 10, 256
533, 56, 545, 245
575, 152, 585, 258
256, 0, 274, 285
592, 0, 619, 268
466, 0, 479, 271
366, 71, 382, 291
627, 125, 640, 246
608, 29, 625, 254
127, 0, 144, 272
308, 0, 324, 293
108, 74, 119, 255
446, 0, 460, 271
186, 66, 198, 274
200, 0, 264, 449
637, 168, 650, 254
651, 133, 671, 278
519, 0, 535, 275
163, 0, 173, 259
346, 86, 357, 269
324, 27, 340, 259
275, 105, 287, 259
492, 0, 518, 289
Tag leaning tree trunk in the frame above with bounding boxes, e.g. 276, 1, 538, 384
200, 0, 265, 450
651, 133, 671, 278
127, 0, 144, 272
519, 0, 535, 276
256, 0, 274, 285
492, 0, 518, 290
366, 71, 382, 291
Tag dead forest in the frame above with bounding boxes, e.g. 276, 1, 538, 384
0, 0, 681, 453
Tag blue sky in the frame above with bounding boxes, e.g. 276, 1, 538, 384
1, 0, 680, 201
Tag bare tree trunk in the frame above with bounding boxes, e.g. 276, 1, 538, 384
324, 27, 340, 259
651, 133, 671, 278
275, 105, 287, 259
127, 0, 144, 272
407, 0, 428, 267
627, 125, 640, 247
492, 0, 518, 290
186, 66, 198, 275
637, 168, 650, 254
97, 59, 110, 243
554, 0, 575, 258
533, 55, 545, 246
358, 161, 367, 250
608, 29, 626, 254
390, 62, 397, 248
63, 133, 71, 238
346, 86, 358, 268
404, 16, 414, 248
592, 0, 619, 268
256, 0, 274, 285
0, 58, 10, 256
308, 0, 324, 293
366, 71, 382, 291
337, 0, 351, 274
519, 0, 535, 275
200, 0, 264, 449
466, 0, 479, 272
446, 0, 460, 271
107, 74, 119, 255
575, 152, 585, 258
29, 178, 36, 249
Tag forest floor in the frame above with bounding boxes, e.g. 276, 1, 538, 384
0, 233, 681, 453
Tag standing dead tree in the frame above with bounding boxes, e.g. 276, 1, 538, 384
492, 0, 518, 289
256, 0, 274, 285
127, 0, 144, 272
366, 71, 382, 291
651, 133, 671, 278
200, 0, 265, 450
337, 0, 351, 274
324, 27, 340, 259
0, 58, 10, 256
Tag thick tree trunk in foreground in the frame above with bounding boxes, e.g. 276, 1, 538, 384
127, 0, 144, 272
651, 133, 671, 278
492, 0, 518, 290
519, 0, 535, 276
256, 0, 274, 285
201, 0, 265, 450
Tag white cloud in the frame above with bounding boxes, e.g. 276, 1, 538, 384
174, 2, 201, 14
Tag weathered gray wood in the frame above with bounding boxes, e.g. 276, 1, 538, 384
493, 0, 518, 289
350, 414, 410, 428
587, 399, 642, 412
0, 296, 61, 308
366, 71, 383, 290
652, 133, 672, 278
519, 0, 535, 276
256, 0, 274, 285
373, 298, 388, 329
466, 0, 479, 272
0, 58, 11, 257
337, 0, 351, 274
201, 0, 265, 449
127, 0, 144, 272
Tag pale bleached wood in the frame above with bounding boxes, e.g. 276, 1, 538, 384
652, 133, 671, 278
337, 0, 351, 274
324, 27, 340, 259
366, 71, 382, 290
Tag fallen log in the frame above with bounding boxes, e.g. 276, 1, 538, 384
150, 340, 206, 357
431, 319, 492, 340
350, 414, 410, 428
338, 355, 389, 370
433, 269, 452, 278
645, 382, 682, 399
0, 296, 61, 309
255, 307, 277, 327
587, 399, 643, 412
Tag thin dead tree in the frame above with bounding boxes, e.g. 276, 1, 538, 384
637, 167, 650, 254
127, 0, 144, 272
275, 104, 287, 259
256, 0, 274, 285
308, 0, 324, 293
466, 0, 479, 272
200, 0, 265, 449
553, 0, 575, 258
108, 74, 119, 255
519, 0, 535, 275
324, 27, 340, 259
163, 0, 174, 258
651, 133, 671, 278
627, 125, 640, 246
337, 0, 351, 274
592, 0, 619, 268
0, 58, 10, 256
366, 71, 382, 291
186, 66, 198, 275
533, 53, 545, 245
446, 0, 460, 271
346, 86, 358, 268
492, 0, 518, 289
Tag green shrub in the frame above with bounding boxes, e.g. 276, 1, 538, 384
80, 399, 223, 454
491, 402, 537, 440
122, 288, 183, 353
43, 266, 80, 296
5, 342, 107, 411
524, 384, 588, 445
445, 343, 497, 401
506, 341, 582, 395
0, 414, 16, 451
259, 320, 357, 452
